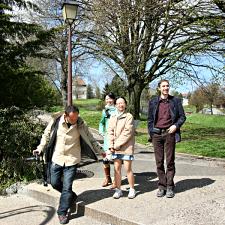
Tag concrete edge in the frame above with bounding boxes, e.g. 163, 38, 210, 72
78, 203, 141, 225
18, 188, 58, 206
19, 185, 141, 225
175, 152, 225, 163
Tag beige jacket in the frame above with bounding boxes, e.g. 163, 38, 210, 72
37, 112, 104, 166
108, 112, 135, 155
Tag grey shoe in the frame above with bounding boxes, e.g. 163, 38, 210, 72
166, 187, 175, 198
157, 189, 166, 197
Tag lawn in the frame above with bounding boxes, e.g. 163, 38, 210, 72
50, 99, 225, 158
176, 114, 225, 158
76, 99, 102, 128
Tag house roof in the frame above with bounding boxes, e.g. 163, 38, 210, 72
74, 77, 86, 86
181, 93, 189, 98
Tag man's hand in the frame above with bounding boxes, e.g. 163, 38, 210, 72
168, 125, 177, 133
109, 148, 115, 153
33, 149, 41, 155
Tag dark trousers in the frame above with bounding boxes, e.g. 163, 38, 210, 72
50, 163, 77, 215
152, 132, 176, 189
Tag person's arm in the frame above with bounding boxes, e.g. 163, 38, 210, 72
168, 98, 186, 133
147, 99, 155, 138
174, 98, 186, 129
99, 110, 106, 136
33, 119, 54, 155
114, 114, 134, 150
82, 120, 105, 155
108, 116, 115, 151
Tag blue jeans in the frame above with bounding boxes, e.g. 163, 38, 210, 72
50, 163, 77, 215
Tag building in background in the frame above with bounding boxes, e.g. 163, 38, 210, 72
73, 76, 87, 99
181, 93, 189, 106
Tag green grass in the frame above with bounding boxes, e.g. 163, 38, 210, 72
49, 99, 101, 112
183, 105, 196, 114
176, 114, 225, 158
75, 99, 101, 109
185, 113, 225, 128
74, 99, 102, 128
79, 108, 102, 128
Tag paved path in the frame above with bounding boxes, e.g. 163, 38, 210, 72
0, 194, 107, 225
1, 143, 225, 225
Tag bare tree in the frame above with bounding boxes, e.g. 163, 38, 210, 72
189, 88, 206, 113
22, 0, 88, 107
77, 0, 225, 119
189, 82, 223, 114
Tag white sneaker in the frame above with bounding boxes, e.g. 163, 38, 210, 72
113, 188, 123, 199
128, 188, 136, 199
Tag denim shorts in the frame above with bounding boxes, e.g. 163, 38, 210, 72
112, 153, 134, 161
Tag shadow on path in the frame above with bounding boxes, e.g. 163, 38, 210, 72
0, 205, 55, 225
175, 178, 215, 193
69, 175, 215, 222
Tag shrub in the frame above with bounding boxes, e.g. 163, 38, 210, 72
0, 106, 44, 191
96, 100, 105, 111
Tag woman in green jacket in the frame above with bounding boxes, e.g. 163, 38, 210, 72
99, 92, 116, 187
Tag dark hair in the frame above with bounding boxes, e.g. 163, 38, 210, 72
158, 79, 169, 87
115, 96, 127, 105
65, 105, 79, 115
105, 92, 116, 100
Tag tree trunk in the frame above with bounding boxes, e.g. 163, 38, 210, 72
128, 84, 143, 120
210, 103, 213, 115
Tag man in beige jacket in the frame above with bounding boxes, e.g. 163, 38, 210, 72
33, 105, 104, 224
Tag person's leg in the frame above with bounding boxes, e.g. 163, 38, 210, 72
110, 160, 116, 189
57, 165, 77, 216
113, 159, 123, 199
114, 159, 122, 189
165, 133, 176, 187
152, 134, 166, 190
123, 160, 134, 189
124, 160, 136, 199
102, 162, 112, 187
50, 163, 63, 192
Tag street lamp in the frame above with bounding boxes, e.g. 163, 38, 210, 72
62, 1, 79, 106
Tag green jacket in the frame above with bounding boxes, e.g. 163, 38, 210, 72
99, 106, 116, 151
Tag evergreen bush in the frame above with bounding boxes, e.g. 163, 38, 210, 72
0, 106, 44, 192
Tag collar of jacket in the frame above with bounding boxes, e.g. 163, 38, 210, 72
116, 111, 127, 119
77, 117, 84, 127
157, 94, 174, 102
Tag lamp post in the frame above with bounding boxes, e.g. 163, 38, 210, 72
62, 1, 79, 106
